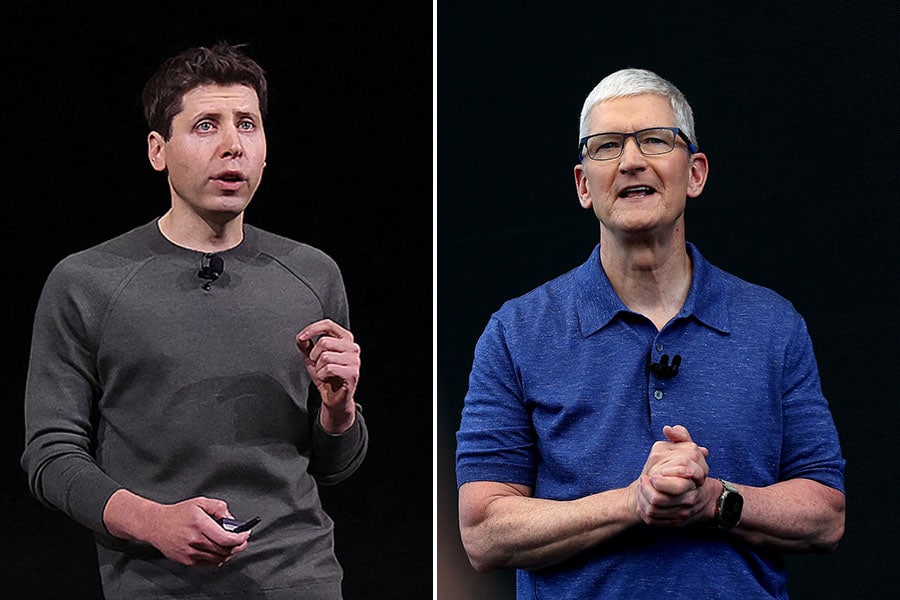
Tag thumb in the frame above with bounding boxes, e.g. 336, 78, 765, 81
193, 497, 233, 520
296, 335, 313, 357
663, 424, 692, 443
663, 425, 709, 458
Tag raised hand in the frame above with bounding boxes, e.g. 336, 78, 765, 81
296, 319, 360, 434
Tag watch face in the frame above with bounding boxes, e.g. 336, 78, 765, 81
720, 493, 744, 527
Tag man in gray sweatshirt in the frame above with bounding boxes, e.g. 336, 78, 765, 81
21, 42, 367, 600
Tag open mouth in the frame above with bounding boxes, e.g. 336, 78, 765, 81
213, 171, 245, 183
618, 185, 657, 199
211, 171, 247, 191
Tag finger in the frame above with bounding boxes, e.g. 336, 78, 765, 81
201, 526, 251, 552
188, 543, 246, 568
649, 456, 708, 488
306, 342, 361, 367
218, 540, 250, 566
665, 426, 709, 460
651, 464, 696, 480
297, 319, 352, 345
650, 474, 697, 496
636, 477, 693, 522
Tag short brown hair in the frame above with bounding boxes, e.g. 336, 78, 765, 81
142, 42, 268, 139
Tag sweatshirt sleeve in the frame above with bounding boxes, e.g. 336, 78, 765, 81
20, 258, 123, 533
309, 406, 368, 486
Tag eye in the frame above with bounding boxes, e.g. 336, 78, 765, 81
591, 136, 622, 151
194, 120, 216, 133
237, 119, 256, 131
638, 130, 673, 147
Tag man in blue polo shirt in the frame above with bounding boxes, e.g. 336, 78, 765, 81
455, 68, 845, 599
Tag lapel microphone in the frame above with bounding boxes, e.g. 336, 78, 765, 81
649, 353, 682, 378
198, 253, 225, 290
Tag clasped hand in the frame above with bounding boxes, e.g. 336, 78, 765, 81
632, 425, 713, 527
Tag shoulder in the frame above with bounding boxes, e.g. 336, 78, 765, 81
489, 264, 581, 341
245, 225, 348, 316
693, 250, 807, 341
247, 225, 343, 280
34, 224, 161, 339
714, 263, 802, 322
44, 224, 157, 295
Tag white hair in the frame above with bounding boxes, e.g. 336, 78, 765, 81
578, 68, 697, 147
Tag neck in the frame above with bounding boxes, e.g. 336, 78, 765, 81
158, 207, 244, 253
599, 227, 692, 330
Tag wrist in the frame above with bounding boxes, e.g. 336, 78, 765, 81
319, 403, 356, 435
704, 478, 725, 524
103, 489, 160, 542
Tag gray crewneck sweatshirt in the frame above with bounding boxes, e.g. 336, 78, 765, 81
22, 220, 367, 599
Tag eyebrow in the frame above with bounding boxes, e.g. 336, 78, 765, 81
190, 109, 261, 122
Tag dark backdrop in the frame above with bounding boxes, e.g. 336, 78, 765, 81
438, 2, 896, 599
2, 3, 431, 599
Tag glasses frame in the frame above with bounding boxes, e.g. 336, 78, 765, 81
578, 127, 697, 162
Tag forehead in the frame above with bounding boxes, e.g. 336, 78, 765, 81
177, 84, 261, 119
587, 94, 676, 132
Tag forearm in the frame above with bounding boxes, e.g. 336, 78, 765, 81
731, 478, 845, 553
459, 482, 639, 572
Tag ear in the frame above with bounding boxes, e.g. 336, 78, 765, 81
686, 152, 709, 198
147, 131, 167, 172
574, 163, 593, 210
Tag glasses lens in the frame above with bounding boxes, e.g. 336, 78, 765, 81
636, 128, 677, 155
583, 128, 680, 160
585, 134, 625, 160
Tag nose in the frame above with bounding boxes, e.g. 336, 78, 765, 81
220, 124, 244, 159
618, 135, 646, 173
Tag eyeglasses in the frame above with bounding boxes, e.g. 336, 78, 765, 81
578, 127, 697, 161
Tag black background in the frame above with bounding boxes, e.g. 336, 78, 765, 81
2, 3, 431, 599
438, 2, 897, 599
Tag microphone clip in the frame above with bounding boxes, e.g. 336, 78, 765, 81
649, 353, 681, 378
198, 253, 225, 290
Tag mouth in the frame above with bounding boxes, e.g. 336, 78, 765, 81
618, 185, 657, 199
212, 170, 246, 182
210, 171, 247, 191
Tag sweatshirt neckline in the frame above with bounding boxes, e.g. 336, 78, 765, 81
147, 218, 258, 259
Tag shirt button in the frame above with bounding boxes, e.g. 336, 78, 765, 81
656, 343, 664, 352
653, 390, 664, 400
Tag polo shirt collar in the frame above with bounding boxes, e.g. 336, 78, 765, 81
574, 242, 732, 337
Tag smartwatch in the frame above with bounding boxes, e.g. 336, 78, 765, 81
715, 478, 743, 529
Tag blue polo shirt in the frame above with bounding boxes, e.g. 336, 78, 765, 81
456, 243, 845, 599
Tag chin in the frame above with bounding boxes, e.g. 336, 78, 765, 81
199, 204, 250, 225
208, 195, 253, 214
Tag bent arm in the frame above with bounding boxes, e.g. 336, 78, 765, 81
458, 480, 639, 572
732, 478, 845, 553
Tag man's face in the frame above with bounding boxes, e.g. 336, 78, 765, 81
148, 84, 267, 221
574, 94, 707, 239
